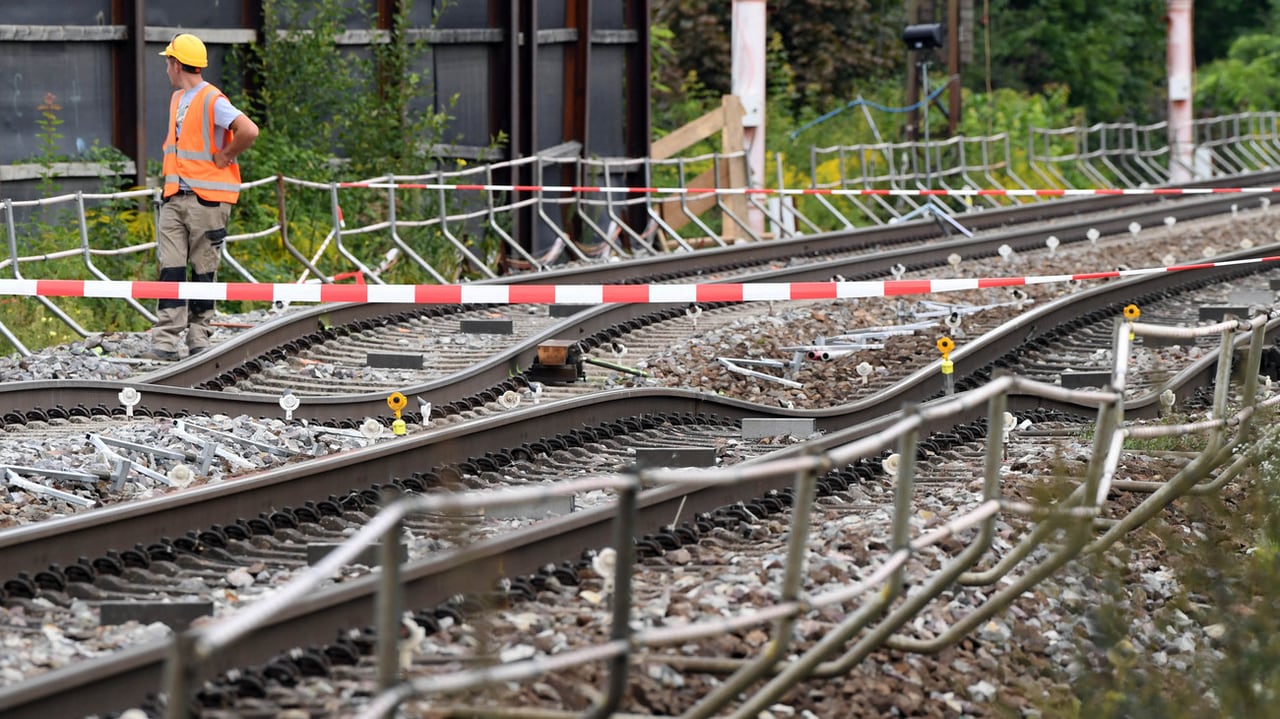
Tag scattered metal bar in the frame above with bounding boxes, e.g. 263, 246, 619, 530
716, 357, 802, 388
1, 464, 100, 484
6, 469, 96, 508
179, 419, 298, 458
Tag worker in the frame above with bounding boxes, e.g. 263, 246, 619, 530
143, 33, 258, 361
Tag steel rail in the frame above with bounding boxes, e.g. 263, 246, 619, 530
111, 167, 1280, 391
1, 181, 1279, 716
0, 262, 1275, 715
0, 188, 1270, 425
0, 373, 1034, 719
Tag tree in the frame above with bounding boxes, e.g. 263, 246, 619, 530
1193, 0, 1279, 66
651, 0, 906, 121
976, 0, 1167, 123
1195, 33, 1280, 114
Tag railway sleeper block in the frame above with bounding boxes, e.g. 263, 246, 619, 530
633, 447, 718, 471
1058, 370, 1112, 390
98, 600, 213, 628
1199, 306, 1256, 322
741, 418, 816, 440
460, 318, 513, 335
549, 304, 592, 318
308, 542, 408, 568
366, 352, 425, 369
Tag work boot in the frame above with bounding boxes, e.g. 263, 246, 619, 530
141, 348, 179, 362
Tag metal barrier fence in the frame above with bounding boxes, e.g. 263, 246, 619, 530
812, 110, 1280, 225
3, 110, 1280, 355
161, 308, 1280, 718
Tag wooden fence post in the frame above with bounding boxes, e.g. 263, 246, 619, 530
720, 95, 748, 241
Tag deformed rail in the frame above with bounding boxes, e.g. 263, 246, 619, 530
162, 308, 1280, 718
0, 297, 1276, 716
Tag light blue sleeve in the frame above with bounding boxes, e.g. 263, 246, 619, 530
211, 97, 245, 151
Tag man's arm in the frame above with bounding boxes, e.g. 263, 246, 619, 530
213, 114, 260, 168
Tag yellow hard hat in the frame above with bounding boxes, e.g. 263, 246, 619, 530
159, 33, 208, 68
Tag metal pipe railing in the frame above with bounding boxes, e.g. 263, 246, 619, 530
3, 112, 1279, 344
2, 197, 90, 339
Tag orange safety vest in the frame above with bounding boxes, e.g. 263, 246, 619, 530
161, 83, 241, 204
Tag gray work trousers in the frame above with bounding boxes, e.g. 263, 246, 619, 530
152, 193, 230, 352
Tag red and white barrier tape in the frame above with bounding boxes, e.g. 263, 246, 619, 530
340, 180, 1280, 198
6, 255, 1279, 304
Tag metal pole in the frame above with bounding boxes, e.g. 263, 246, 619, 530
376, 517, 403, 690
732, 0, 767, 236
890, 416, 918, 597
162, 632, 198, 719
584, 482, 637, 719
922, 60, 932, 187
1167, 0, 1195, 182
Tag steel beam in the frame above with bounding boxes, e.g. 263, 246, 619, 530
623, 0, 651, 240
111, 0, 147, 189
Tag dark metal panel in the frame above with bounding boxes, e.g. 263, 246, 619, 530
623, 0, 648, 157
588, 45, 626, 157
0, 43, 115, 166
0, 3, 113, 23
517, 0, 537, 160
435, 0, 492, 27
343, 0, 371, 29
512, 0, 537, 253
143, 1, 242, 26
406, 0, 437, 25
432, 46, 494, 147
537, 44, 566, 151
592, 0, 624, 28
489, 0, 517, 153
1, 0, 652, 250
539, 0, 567, 27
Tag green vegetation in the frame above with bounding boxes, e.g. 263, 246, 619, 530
224, 0, 475, 293
8, 1, 1280, 353
1046, 422, 1280, 717
650, 6, 1093, 235
0, 91, 153, 353
1197, 33, 1280, 113
649, 0, 1280, 225
33, 93, 66, 197
652, 0, 1280, 130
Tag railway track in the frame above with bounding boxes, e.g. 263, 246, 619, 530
0, 180, 1279, 717
1, 186, 1273, 425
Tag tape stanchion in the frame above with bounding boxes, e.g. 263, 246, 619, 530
6, 254, 1279, 305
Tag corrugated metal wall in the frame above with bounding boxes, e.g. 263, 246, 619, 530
0, 0, 651, 203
